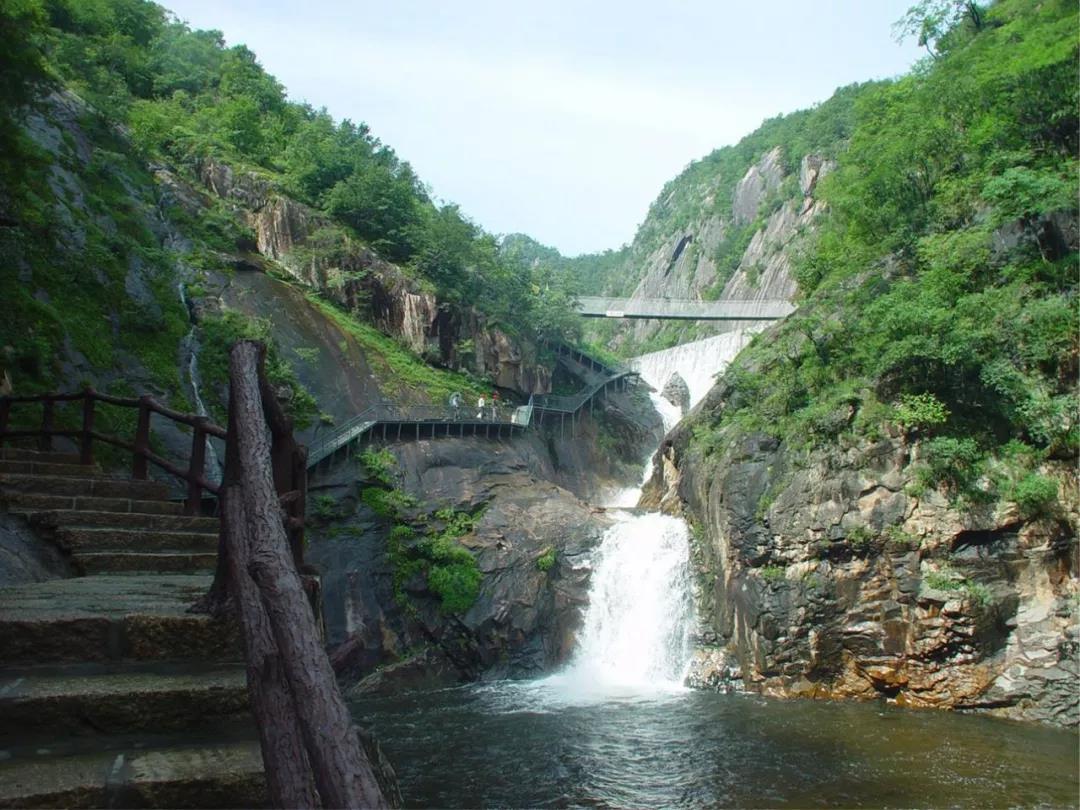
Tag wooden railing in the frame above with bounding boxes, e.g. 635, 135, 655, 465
0, 377, 308, 567
0, 389, 226, 514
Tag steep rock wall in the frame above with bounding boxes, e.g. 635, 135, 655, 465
642, 388, 1079, 728
193, 158, 551, 396
616, 148, 831, 350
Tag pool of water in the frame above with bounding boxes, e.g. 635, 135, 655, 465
351, 683, 1078, 808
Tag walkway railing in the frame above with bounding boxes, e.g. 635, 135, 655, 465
306, 403, 534, 470
576, 296, 795, 321
1, 360, 309, 567
0, 388, 226, 514
307, 343, 637, 470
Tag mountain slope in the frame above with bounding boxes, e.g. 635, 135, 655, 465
643, 0, 1079, 726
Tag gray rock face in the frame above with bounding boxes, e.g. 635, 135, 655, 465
645, 391, 1079, 727
190, 159, 553, 397
307, 436, 614, 689
661, 373, 690, 414
732, 146, 785, 226
616, 147, 831, 351
0, 515, 71, 586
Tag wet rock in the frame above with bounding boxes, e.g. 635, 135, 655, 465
308, 437, 615, 686
661, 372, 691, 414
0, 514, 71, 586
650, 411, 1080, 727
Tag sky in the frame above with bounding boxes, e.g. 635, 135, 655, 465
161, 1, 925, 256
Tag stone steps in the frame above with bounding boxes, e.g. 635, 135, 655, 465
0, 575, 241, 665
74, 551, 217, 576
0, 448, 82, 465
32, 510, 218, 533
0, 663, 248, 735
0, 457, 273, 806
3, 492, 184, 516
0, 473, 170, 501
0, 459, 105, 477
57, 527, 218, 554
0, 739, 266, 809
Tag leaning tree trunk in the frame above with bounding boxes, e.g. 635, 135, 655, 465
223, 486, 319, 808
229, 340, 388, 809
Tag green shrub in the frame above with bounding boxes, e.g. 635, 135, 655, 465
427, 560, 482, 614
536, 547, 556, 572
895, 393, 950, 434
311, 494, 338, 520
760, 564, 786, 583
361, 487, 416, 519
360, 448, 397, 486
915, 437, 984, 495
925, 565, 991, 606
883, 524, 919, 551
846, 525, 874, 550
1008, 473, 1058, 520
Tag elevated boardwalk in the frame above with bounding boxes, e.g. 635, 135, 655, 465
576, 296, 795, 321
307, 344, 637, 470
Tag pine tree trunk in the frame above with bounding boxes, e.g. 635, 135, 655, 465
229, 340, 388, 809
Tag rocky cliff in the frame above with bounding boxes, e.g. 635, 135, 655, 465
643, 383, 1079, 728
617, 147, 829, 350
193, 158, 552, 396
305, 376, 662, 691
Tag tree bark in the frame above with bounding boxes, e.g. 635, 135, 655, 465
229, 340, 388, 810
223, 487, 320, 809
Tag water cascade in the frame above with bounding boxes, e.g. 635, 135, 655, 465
547, 330, 773, 697
631, 328, 764, 410
177, 282, 221, 483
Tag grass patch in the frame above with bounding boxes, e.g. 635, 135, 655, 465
307, 294, 490, 404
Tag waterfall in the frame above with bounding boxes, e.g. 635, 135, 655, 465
177, 283, 221, 483
565, 512, 694, 691
544, 397, 695, 699
531, 330, 766, 702
630, 327, 764, 410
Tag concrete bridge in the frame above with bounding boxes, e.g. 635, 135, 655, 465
575, 296, 795, 321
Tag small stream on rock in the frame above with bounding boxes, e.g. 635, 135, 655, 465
349, 331, 1079, 807
177, 282, 221, 483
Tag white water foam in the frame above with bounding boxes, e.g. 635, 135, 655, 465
631, 328, 763, 410
533, 511, 694, 704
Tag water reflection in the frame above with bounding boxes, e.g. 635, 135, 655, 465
352, 686, 1078, 809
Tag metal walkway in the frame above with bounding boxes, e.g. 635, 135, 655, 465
306, 345, 637, 471
576, 296, 795, 321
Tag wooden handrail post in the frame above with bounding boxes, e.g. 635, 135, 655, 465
80, 389, 96, 466
0, 397, 10, 448
132, 395, 152, 480
290, 446, 307, 570
186, 417, 208, 515
39, 397, 54, 452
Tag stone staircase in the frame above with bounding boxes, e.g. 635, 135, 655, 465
0, 448, 266, 808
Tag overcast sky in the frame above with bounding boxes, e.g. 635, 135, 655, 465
161, 1, 924, 256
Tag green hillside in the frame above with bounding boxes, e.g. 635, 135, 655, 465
691, 0, 1077, 489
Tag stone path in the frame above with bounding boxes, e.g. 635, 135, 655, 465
0, 448, 265, 808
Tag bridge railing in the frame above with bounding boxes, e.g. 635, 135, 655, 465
576, 296, 796, 320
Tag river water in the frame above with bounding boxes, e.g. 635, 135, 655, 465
352, 685, 1078, 808
352, 335, 1078, 807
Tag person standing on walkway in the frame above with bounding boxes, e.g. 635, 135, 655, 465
477, 395, 485, 420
